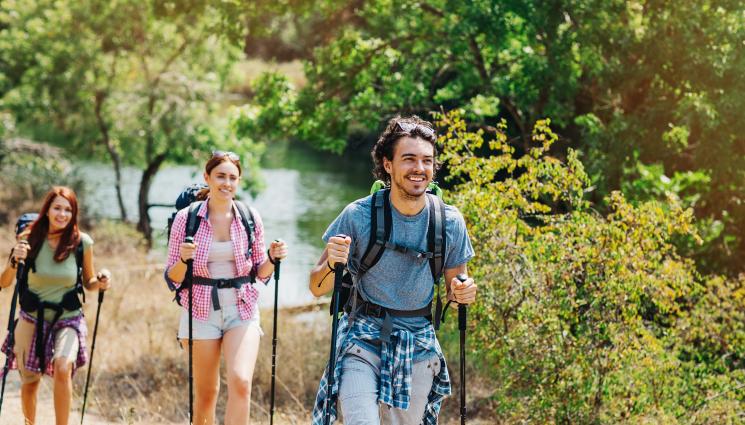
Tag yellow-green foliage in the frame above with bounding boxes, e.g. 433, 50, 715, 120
435, 111, 744, 423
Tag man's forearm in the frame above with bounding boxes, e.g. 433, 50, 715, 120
309, 260, 335, 297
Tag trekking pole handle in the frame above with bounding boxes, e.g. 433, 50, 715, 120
272, 239, 281, 279
184, 236, 195, 262
331, 233, 348, 291
456, 274, 468, 331
14, 239, 28, 267
333, 263, 345, 291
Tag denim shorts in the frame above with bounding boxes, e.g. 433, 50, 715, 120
178, 288, 262, 340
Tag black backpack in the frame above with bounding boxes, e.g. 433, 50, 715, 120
337, 182, 449, 329
166, 183, 207, 242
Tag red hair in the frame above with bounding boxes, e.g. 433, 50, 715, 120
26, 186, 81, 262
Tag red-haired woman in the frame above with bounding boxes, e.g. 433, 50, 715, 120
165, 151, 288, 424
0, 186, 111, 425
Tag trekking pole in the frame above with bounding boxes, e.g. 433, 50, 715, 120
269, 257, 281, 425
0, 257, 24, 415
324, 261, 345, 425
456, 273, 468, 425
184, 236, 195, 425
80, 289, 104, 424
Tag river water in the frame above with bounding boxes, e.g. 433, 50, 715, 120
80, 141, 372, 308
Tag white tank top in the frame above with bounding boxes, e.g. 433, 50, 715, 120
208, 240, 237, 279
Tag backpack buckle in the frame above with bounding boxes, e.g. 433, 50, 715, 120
363, 302, 385, 318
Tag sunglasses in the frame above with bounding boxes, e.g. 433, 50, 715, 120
394, 121, 436, 139
212, 150, 240, 161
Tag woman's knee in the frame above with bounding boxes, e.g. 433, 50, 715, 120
52, 359, 73, 382
21, 378, 41, 395
196, 382, 220, 406
228, 375, 252, 399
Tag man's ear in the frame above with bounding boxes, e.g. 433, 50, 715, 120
383, 156, 392, 175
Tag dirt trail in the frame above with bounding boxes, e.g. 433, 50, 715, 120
0, 373, 109, 425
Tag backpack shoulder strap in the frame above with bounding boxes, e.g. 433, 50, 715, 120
426, 193, 447, 283
185, 201, 203, 239
75, 240, 85, 295
358, 189, 392, 276
178, 201, 203, 296
233, 201, 255, 246
234, 200, 256, 282
427, 193, 448, 330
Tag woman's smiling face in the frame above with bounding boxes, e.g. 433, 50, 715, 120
47, 195, 73, 233
205, 160, 241, 201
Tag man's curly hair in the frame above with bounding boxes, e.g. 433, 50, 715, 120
371, 115, 440, 186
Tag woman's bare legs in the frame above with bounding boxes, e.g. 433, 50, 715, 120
52, 358, 73, 425
223, 324, 261, 425
183, 339, 222, 425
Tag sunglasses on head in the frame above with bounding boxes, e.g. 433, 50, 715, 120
212, 150, 240, 161
394, 121, 436, 139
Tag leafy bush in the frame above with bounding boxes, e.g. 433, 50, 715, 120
435, 111, 744, 423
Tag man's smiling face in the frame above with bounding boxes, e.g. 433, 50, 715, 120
384, 136, 435, 200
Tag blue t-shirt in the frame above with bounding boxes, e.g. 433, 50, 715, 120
322, 194, 474, 359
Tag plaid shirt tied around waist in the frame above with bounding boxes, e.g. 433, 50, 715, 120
165, 199, 269, 321
1, 310, 88, 378
311, 313, 451, 425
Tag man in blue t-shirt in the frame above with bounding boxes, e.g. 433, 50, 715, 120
309, 115, 478, 425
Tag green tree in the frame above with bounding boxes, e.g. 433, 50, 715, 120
0, 0, 260, 243
229, 0, 745, 274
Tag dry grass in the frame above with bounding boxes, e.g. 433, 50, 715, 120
0, 221, 496, 424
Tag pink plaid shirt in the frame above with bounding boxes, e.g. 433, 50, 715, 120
165, 199, 269, 321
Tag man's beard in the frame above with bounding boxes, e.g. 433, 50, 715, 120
393, 175, 428, 200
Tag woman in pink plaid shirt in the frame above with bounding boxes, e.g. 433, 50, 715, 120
165, 151, 288, 424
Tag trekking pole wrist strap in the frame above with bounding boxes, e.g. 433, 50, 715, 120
326, 261, 335, 273
267, 249, 276, 265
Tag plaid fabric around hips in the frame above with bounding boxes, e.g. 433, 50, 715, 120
165, 199, 268, 321
311, 313, 451, 425
0, 310, 88, 378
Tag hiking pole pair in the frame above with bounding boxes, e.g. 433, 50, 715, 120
269, 256, 281, 425
80, 288, 105, 424
0, 256, 24, 415
323, 261, 346, 425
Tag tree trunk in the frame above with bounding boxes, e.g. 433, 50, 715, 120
137, 152, 168, 247
94, 91, 128, 222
